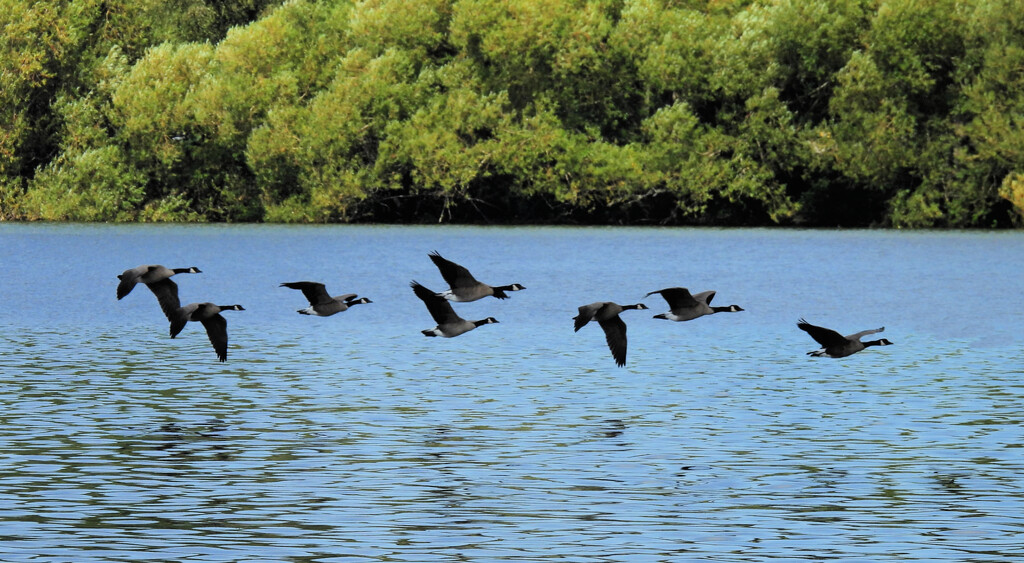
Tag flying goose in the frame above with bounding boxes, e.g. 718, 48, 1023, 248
428, 251, 525, 302
645, 287, 743, 321
797, 318, 893, 358
411, 281, 499, 337
280, 281, 372, 316
170, 303, 245, 362
117, 265, 201, 320
573, 301, 649, 367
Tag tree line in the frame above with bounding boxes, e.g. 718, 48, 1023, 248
2, 0, 1023, 227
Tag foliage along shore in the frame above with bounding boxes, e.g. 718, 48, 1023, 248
2, 0, 1023, 227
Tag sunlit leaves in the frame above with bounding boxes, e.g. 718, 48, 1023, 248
111, 42, 215, 167
4, 0, 1024, 226
348, 0, 451, 59
999, 172, 1024, 224
617, 1, 721, 105
249, 48, 421, 221
20, 146, 145, 221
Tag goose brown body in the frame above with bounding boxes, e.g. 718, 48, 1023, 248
797, 318, 893, 358
574, 301, 648, 367
646, 287, 743, 322
281, 281, 372, 316
428, 251, 525, 302
170, 303, 245, 362
411, 281, 498, 337
117, 265, 201, 320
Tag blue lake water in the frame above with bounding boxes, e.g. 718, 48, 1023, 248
0, 223, 1022, 561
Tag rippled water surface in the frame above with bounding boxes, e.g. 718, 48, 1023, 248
1, 223, 1022, 561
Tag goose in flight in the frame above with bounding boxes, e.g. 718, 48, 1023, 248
117, 265, 201, 320
574, 301, 648, 367
281, 281, 372, 316
170, 303, 245, 362
645, 287, 743, 322
797, 318, 893, 358
411, 280, 499, 337
428, 251, 525, 302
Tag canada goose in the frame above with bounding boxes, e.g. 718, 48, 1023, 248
428, 251, 525, 302
170, 303, 245, 362
573, 301, 649, 367
411, 281, 499, 337
117, 265, 201, 320
280, 281, 372, 316
797, 318, 893, 358
646, 287, 743, 321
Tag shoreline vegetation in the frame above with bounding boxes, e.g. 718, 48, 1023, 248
2, 0, 1022, 228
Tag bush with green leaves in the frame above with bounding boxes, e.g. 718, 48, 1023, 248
3, 0, 1023, 227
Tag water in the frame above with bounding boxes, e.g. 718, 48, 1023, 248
1, 223, 1022, 561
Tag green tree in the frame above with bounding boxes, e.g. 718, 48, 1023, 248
956, 0, 1024, 226
4, 0, 1022, 226
451, 0, 642, 139
20, 145, 145, 221
249, 48, 422, 222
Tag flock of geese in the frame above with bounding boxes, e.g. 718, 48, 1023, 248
118, 251, 893, 365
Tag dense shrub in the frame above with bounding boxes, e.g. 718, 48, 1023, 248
2, 0, 1023, 226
